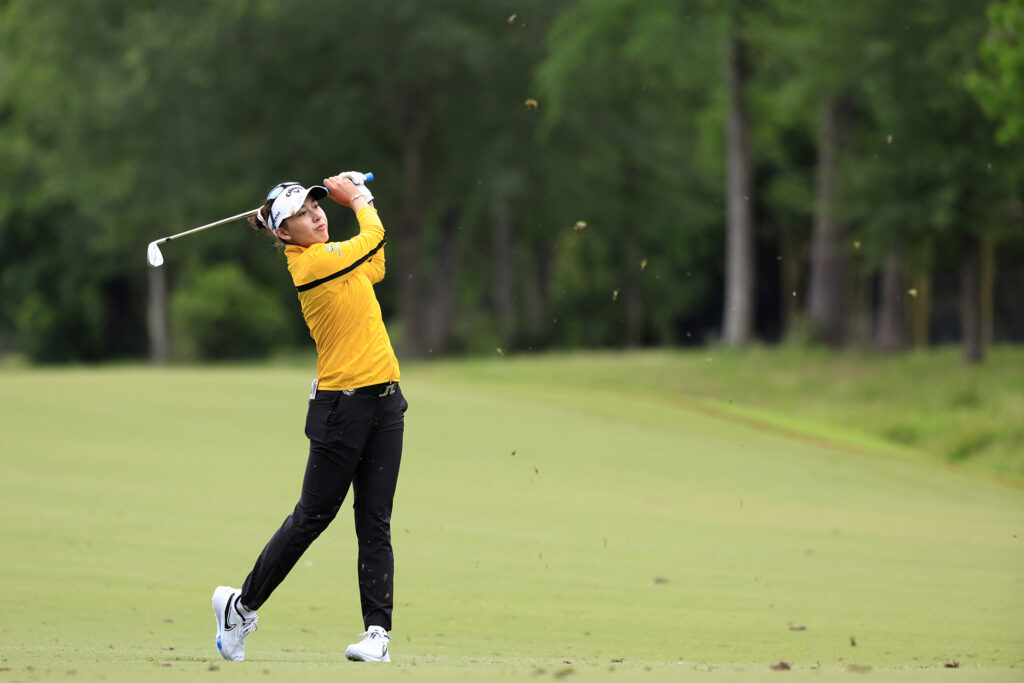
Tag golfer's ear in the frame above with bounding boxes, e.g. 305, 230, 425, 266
277, 228, 291, 241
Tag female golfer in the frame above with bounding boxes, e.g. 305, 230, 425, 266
213, 172, 405, 663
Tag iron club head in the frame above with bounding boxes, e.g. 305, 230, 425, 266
146, 241, 164, 268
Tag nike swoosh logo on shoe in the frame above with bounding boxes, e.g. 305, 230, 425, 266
223, 594, 237, 632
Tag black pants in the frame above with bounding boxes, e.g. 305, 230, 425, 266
239, 383, 407, 631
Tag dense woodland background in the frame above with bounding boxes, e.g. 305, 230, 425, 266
0, 0, 1021, 364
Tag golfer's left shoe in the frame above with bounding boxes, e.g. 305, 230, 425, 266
345, 625, 391, 662
212, 586, 259, 661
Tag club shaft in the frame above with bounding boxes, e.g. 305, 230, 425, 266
157, 208, 259, 245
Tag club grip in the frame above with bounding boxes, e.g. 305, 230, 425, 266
324, 172, 374, 192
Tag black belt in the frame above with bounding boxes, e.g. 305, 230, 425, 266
349, 381, 398, 397
314, 381, 398, 399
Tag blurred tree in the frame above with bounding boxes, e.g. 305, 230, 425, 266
171, 263, 287, 360
537, 0, 723, 348
746, 1, 875, 347
1, 0, 1021, 364
841, 0, 1016, 364
722, 17, 756, 347
966, 0, 1024, 145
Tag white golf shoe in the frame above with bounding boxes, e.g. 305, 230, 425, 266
345, 625, 391, 662
212, 586, 258, 661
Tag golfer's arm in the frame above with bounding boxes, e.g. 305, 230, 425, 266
356, 206, 386, 283
359, 244, 385, 284
302, 216, 385, 283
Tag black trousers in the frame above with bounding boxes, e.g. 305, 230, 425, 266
239, 383, 407, 630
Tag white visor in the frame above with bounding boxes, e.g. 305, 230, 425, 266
267, 183, 328, 232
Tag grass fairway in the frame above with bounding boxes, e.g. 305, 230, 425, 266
0, 354, 1022, 682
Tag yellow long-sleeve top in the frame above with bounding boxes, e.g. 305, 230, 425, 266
284, 206, 400, 391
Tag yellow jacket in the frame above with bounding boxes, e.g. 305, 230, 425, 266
284, 206, 400, 390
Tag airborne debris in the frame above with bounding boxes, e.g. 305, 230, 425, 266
770, 661, 791, 671
788, 623, 807, 631
573, 220, 587, 230
507, 13, 517, 23
850, 636, 857, 647
525, 98, 539, 110
853, 241, 861, 250
612, 289, 619, 301
908, 288, 918, 298
651, 576, 669, 585
886, 134, 893, 144
848, 664, 872, 673
497, 347, 505, 356
511, 450, 516, 456
640, 258, 648, 271
945, 661, 960, 669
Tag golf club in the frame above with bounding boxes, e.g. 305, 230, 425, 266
146, 172, 375, 268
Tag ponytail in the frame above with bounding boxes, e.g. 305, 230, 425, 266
248, 203, 285, 249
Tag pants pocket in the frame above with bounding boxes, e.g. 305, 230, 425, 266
305, 394, 338, 442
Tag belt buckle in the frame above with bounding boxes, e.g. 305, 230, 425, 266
377, 382, 396, 398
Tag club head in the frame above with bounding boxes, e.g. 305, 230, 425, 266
146, 241, 164, 268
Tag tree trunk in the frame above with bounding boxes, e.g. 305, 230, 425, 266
624, 241, 644, 347
807, 99, 849, 346
778, 229, 804, 339
909, 239, 933, 348
722, 34, 755, 347
395, 87, 433, 357
523, 241, 551, 345
961, 235, 984, 364
876, 250, 906, 352
980, 237, 995, 347
492, 194, 516, 338
423, 209, 461, 354
147, 265, 168, 363
846, 250, 872, 346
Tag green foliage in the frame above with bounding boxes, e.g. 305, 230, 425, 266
170, 263, 287, 360
966, 0, 1024, 145
15, 289, 105, 362
536, 1, 724, 346
0, 0, 1021, 360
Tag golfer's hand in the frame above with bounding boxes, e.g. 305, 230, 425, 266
337, 171, 374, 204
324, 175, 371, 210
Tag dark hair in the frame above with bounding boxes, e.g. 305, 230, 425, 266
248, 202, 286, 249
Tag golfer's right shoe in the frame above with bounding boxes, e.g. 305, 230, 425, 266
212, 586, 258, 661
345, 625, 391, 662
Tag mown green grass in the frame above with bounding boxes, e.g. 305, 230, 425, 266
421, 346, 1024, 481
0, 352, 1022, 682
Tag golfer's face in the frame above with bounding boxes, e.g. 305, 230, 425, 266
281, 197, 328, 246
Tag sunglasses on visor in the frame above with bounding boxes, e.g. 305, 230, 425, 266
266, 182, 301, 205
